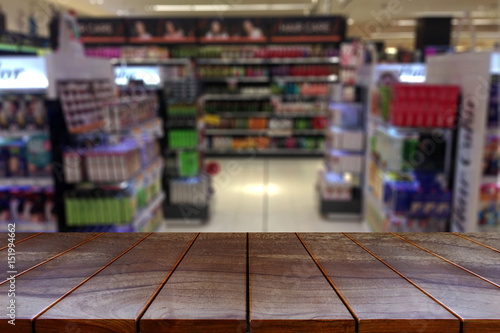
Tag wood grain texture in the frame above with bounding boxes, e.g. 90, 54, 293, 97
0, 233, 100, 284
249, 233, 355, 333
396, 233, 500, 287
0, 233, 40, 250
299, 233, 459, 333
456, 233, 500, 253
35, 233, 197, 333
347, 233, 500, 333
140, 233, 247, 333
0, 233, 148, 333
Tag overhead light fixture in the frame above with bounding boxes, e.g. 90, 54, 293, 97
415, 11, 498, 18
396, 20, 416, 27
385, 47, 397, 55
148, 4, 312, 11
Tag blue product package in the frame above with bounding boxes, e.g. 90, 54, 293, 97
6, 140, 27, 177
409, 190, 425, 219
488, 102, 498, 128
0, 187, 10, 223
392, 181, 418, 214
436, 191, 452, 219
422, 190, 439, 218
383, 180, 393, 204
0, 141, 8, 178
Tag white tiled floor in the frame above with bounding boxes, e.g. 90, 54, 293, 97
160, 158, 369, 232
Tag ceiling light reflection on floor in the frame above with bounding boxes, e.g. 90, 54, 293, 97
243, 184, 280, 195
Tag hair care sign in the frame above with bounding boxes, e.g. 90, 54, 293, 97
78, 19, 126, 43
114, 66, 161, 86
0, 57, 48, 90
128, 18, 196, 43
198, 18, 267, 43
268, 16, 346, 43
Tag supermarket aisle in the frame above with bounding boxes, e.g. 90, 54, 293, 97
161, 158, 368, 232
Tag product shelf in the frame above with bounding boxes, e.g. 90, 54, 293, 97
206, 112, 273, 118
197, 57, 339, 65
0, 177, 53, 187
107, 117, 164, 145
205, 111, 327, 118
203, 94, 272, 101
0, 130, 48, 138
272, 75, 338, 83
267, 57, 340, 64
199, 77, 269, 83
0, 221, 58, 232
205, 129, 268, 136
205, 148, 324, 156
72, 157, 164, 190
129, 191, 165, 231
206, 129, 324, 136
110, 58, 190, 65
197, 58, 267, 65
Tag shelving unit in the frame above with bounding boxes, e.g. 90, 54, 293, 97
0, 56, 56, 232
199, 48, 338, 157
159, 63, 211, 222
79, 16, 346, 158
197, 57, 339, 65
45, 53, 165, 232
427, 52, 500, 232
360, 63, 462, 232
318, 41, 365, 218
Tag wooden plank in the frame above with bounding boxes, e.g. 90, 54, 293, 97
0, 233, 40, 250
140, 233, 247, 333
455, 233, 500, 253
396, 233, 500, 287
0, 233, 100, 284
347, 233, 500, 333
0, 233, 148, 333
299, 233, 459, 333
35, 233, 197, 333
249, 233, 355, 333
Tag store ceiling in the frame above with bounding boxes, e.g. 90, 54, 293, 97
46, 0, 499, 49
50, 0, 500, 21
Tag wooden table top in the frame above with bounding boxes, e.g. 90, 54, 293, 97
1, 232, 499, 333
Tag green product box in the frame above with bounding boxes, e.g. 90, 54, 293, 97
80, 196, 89, 225
402, 138, 419, 171
179, 151, 199, 177
103, 196, 112, 225
65, 197, 75, 226
379, 86, 392, 121
110, 196, 120, 224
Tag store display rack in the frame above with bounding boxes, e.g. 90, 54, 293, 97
79, 15, 347, 158
318, 41, 366, 218
158, 69, 211, 222
427, 52, 500, 232
0, 57, 56, 232
361, 64, 460, 232
193, 45, 339, 157
44, 53, 166, 232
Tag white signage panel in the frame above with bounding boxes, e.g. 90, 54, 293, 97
0, 57, 48, 90
114, 66, 161, 86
